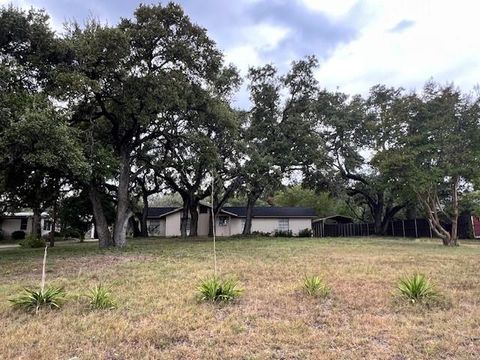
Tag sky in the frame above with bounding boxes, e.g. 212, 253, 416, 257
2, 0, 480, 108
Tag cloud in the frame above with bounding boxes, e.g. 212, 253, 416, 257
389, 19, 415, 33
316, 0, 480, 96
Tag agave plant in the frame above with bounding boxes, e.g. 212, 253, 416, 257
397, 273, 437, 303
197, 276, 243, 302
86, 284, 117, 310
10, 287, 66, 313
303, 275, 330, 297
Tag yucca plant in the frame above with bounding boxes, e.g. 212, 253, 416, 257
197, 276, 243, 302
397, 273, 438, 304
10, 286, 65, 313
10, 245, 66, 313
303, 275, 330, 297
86, 284, 117, 310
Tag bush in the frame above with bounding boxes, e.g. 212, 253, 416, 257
19, 234, 46, 248
86, 284, 116, 310
62, 228, 82, 239
397, 273, 438, 304
274, 229, 293, 237
303, 275, 330, 297
298, 228, 312, 237
11, 230, 26, 240
251, 231, 272, 237
10, 286, 65, 313
197, 276, 243, 302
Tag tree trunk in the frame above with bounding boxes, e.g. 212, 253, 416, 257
189, 199, 200, 237
450, 176, 460, 246
372, 202, 384, 235
180, 202, 189, 239
113, 148, 131, 247
49, 200, 57, 247
32, 207, 42, 238
88, 184, 112, 248
130, 216, 141, 237
243, 191, 261, 235
140, 193, 149, 237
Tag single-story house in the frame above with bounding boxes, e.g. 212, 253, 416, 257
146, 204, 316, 237
0, 212, 52, 238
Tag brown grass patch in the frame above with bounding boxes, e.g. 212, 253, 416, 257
0, 237, 479, 359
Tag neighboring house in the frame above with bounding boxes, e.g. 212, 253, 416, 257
0, 212, 52, 238
146, 204, 316, 237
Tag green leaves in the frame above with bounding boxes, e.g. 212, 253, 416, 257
197, 277, 243, 303
397, 273, 438, 304
10, 287, 66, 314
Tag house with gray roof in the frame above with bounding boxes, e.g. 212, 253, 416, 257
146, 204, 316, 237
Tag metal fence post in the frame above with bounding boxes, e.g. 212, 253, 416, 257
391, 221, 395, 237
414, 218, 418, 238
402, 220, 405, 238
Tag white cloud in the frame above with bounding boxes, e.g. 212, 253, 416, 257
301, 0, 358, 18
316, 0, 480, 95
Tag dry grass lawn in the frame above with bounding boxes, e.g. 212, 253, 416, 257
0, 237, 479, 359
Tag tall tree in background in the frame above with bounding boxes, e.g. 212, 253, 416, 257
242, 57, 321, 234
60, 3, 229, 246
0, 7, 86, 239
314, 86, 409, 234
381, 83, 480, 245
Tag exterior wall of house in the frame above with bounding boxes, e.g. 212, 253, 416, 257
147, 219, 166, 237
165, 212, 182, 237
242, 218, 312, 235
0, 217, 51, 237
197, 213, 210, 236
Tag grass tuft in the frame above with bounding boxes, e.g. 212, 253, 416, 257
10, 287, 65, 313
397, 273, 438, 304
303, 275, 330, 297
86, 284, 117, 310
197, 276, 243, 302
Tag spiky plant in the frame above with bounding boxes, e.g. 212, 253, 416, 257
303, 275, 330, 297
86, 284, 117, 310
397, 273, 438, 303
197, 277, 243, 302
10, 287, 65, 313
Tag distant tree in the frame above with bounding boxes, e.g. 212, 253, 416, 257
59, 3, 230, 246
274, 185, 344, 218
380, 83, 480, 245
242, 57, 321, 234
311, 86, 410, 235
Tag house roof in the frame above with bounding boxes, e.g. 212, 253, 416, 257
312, 215, 354, 224
1, 212, 49, 219
147, 206, 316, 219
147, 207, 181, 218
223, 206, 317, 218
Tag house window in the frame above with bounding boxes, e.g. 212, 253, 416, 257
200, 206, 208, 214
218, 216, 229, 227
278, 219, 289, 231
43, 221, 51, 231
20, 218, 27, 230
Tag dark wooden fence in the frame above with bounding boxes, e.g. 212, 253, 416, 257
313, 216, 473, 238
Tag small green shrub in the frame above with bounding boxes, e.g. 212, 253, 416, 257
303, 275, 330, 297
62, 228, 81, 239
10, 286, 65, 313
298, 228, 312, 237
19, 234, 46, 248
11, 230, 26, 240
397, 273, 438, 304
274, 230, 293, 237
86, 284, 116, 310
251, 231, 272, 237
197, 277, 243, 302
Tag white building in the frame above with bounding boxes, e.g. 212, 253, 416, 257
0, 212, 52, 238
146, 205, 316, 237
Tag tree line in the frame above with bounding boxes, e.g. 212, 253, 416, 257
1, 3, 479, 247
